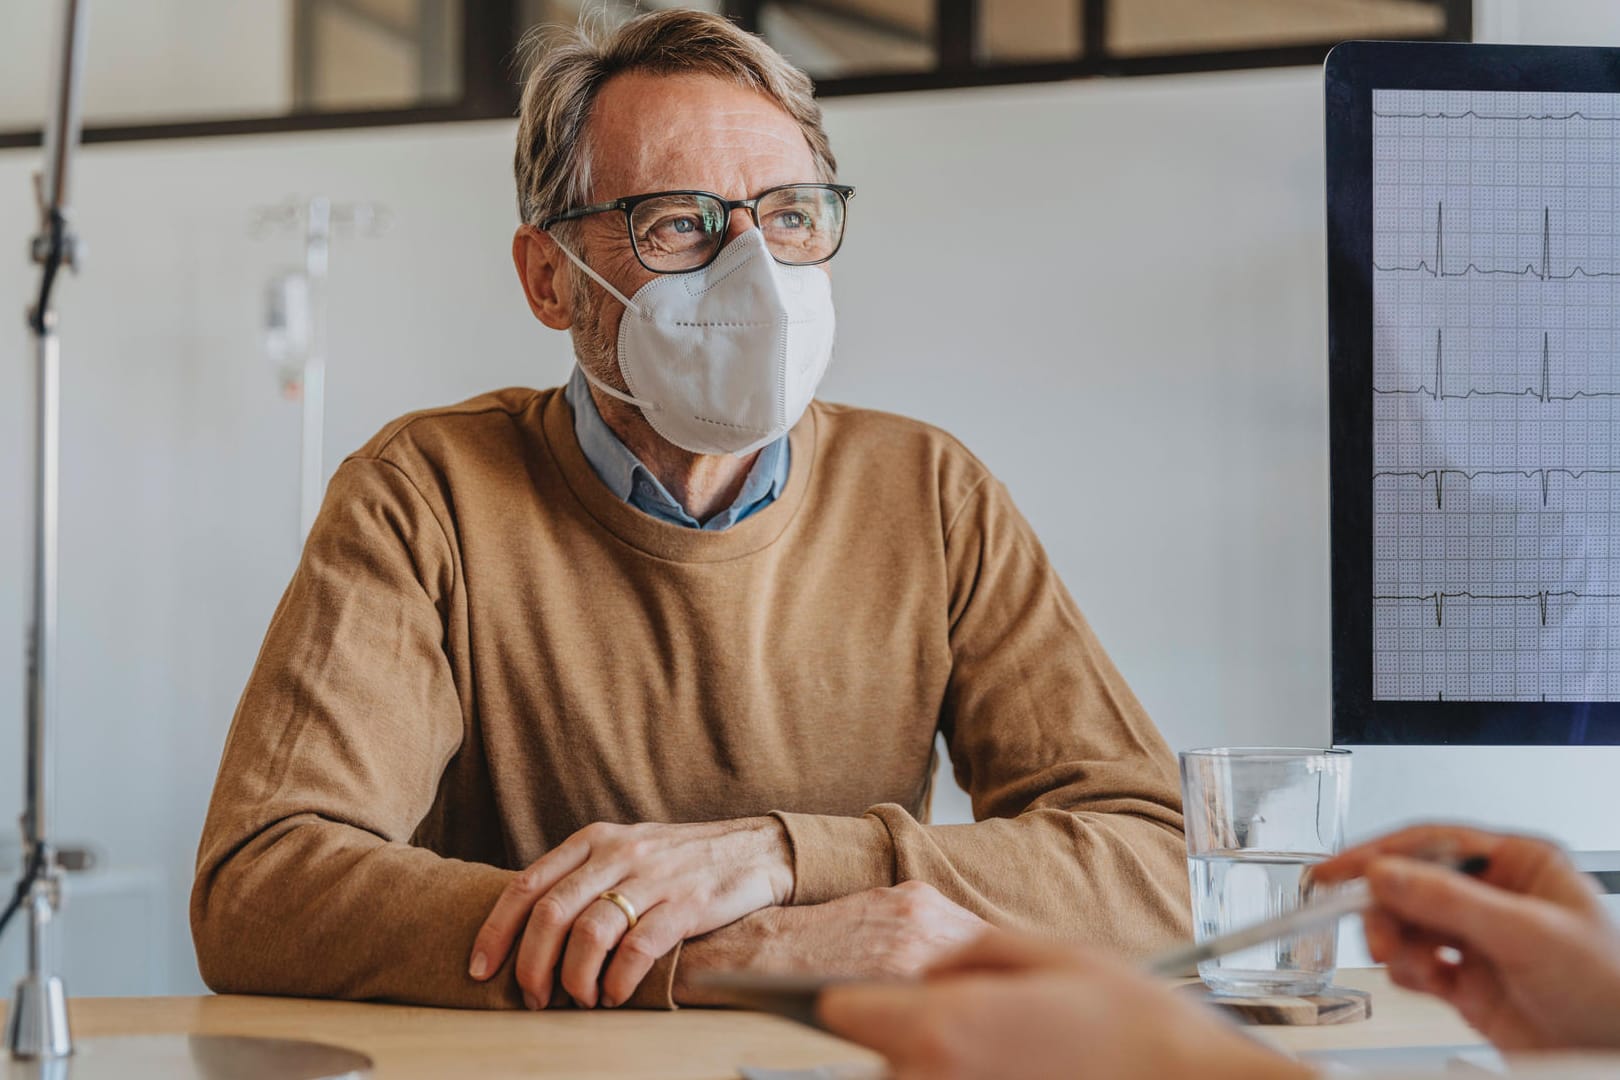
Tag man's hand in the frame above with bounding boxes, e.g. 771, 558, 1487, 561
1314, 824, 1620, 1052
675, 881, 988, 1005
468, 817, 793, 1009
818, 932, 1311, 1080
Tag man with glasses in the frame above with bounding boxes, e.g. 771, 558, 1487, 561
192, 9, 1190, 1012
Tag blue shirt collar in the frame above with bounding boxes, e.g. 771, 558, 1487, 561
563, 366, 789, 531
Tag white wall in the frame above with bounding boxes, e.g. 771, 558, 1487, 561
1477, 0, 1620, 44
0, 0, 1616, 996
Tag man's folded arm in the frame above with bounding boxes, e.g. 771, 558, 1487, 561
192, 456, 536, 1008
774, 474, 1191, 957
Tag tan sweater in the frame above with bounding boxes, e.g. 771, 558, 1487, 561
191, 386, 1191, 1010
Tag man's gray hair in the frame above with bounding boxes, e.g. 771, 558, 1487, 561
514, 9, 838, 232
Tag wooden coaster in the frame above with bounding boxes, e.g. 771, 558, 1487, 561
1177, 983, 1372, 1026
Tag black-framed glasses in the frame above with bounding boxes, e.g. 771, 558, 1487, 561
540, 183, 855, 274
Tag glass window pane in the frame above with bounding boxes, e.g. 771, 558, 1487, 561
979, 0, 1082, 65
759, 1, 935, 79
0, 3, 292, 128
1110, 0, 1447, 57
299, 0, 462, 112
0, 0, 463, 129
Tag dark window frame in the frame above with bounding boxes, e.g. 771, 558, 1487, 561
0, 0, 1471, 150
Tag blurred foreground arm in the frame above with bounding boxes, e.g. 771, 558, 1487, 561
819, 931, 1311, 1080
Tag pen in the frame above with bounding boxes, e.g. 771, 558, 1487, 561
1144, 854, 1492, 979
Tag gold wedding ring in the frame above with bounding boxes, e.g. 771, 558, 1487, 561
599, 890, 639, 930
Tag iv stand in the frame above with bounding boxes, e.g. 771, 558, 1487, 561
6, 0, 89, 1060
252, 197, 388, 540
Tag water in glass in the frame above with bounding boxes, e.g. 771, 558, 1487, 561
1188, 849, 1336, 997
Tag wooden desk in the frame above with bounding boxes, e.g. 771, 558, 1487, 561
2, 968, 1476, 1079
1242, 968, 1480, 1058
7, 993, 879, 1080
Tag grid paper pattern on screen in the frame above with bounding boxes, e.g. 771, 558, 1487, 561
1372, 88, 1620, 702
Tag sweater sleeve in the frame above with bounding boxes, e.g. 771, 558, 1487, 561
190, 456, 680, 1008
773, 475, 1191, 957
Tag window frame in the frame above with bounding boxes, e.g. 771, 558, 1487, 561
0, 0, 1472, 150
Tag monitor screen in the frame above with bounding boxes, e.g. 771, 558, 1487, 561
1372, 88, 1620, 703
1329, 44, 1620, 743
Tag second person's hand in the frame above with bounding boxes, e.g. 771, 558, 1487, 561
1315, 824, 1620, 1052
819, 931, 1312, 1080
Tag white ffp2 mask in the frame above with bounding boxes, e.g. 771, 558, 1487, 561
556, 228, 836, 456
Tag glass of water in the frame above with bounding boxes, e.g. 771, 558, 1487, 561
1180, 747, 1352, 998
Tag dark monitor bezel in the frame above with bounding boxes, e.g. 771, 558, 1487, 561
1327, 40, 1620, 745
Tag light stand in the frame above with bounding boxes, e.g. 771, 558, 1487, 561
4, 4, 372, 1075
5, 0, 89, 1059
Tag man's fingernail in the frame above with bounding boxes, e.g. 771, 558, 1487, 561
523, 992, 539, 1011
601, 995, 618, 1009
469, 952, 488, 979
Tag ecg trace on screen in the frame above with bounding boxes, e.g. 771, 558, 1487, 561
1373, 89, 1620, 702
1375, 202, 1620, 280
1373, 329, 1620, 402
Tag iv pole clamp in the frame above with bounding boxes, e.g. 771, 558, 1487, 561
5, 0, 88, 1062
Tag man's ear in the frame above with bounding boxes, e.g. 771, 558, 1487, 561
512, 225, 574, 330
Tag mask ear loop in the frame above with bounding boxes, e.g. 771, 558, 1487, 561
549, 232, 642, 313
577, 362, 658, 412
548, 233, 660, 412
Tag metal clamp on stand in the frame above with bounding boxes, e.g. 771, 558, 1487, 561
2, 842, 93, 1061
4, 848, 68, 1062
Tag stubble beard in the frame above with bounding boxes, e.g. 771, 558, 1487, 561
569, 264, 623, 393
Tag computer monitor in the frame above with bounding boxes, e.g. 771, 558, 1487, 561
1326, 42, 1620, 874
1328, 41, 1620, 744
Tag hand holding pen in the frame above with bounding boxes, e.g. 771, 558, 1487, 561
818, 825, 1620, 1080
1312, 824, 1620, 1053
1142, 850, 1490, 980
